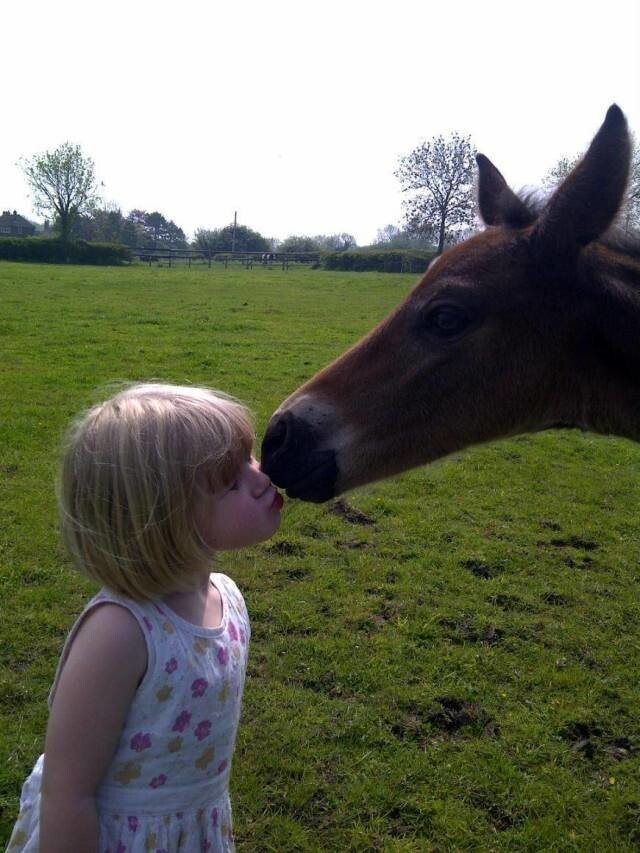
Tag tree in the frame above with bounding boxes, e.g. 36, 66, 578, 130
315, 233, 357, 252
193, 224, 270, 254
277, 234, 356, 253
69, 204, 125, 242
20, 142, 101, 242
373, 223, 436, 250
625, 140, 640, 231
278, 235, 321, 253
91, 206, 126, 243
193, 229, 220, 256
395, 132, 477, 254
544, 138, 640, 232
126, 210, 187, 249
542, 154, 581, 190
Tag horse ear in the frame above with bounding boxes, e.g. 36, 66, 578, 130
476, 154, 536, 228
531, 105, 631, 263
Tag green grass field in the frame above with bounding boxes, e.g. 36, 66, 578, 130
1, 261, 639, 851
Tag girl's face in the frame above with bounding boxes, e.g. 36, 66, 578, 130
196, 456, 284, 551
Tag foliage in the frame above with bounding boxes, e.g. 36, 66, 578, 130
277, 234, 357, 253
543, 138, 640, 232
126, 210, 187, 249
373, 223, 436, 250
20, 142, 101, 243
624, 139, 640, 231
316, 233, 357, 252
0, 238, 130, 265
396, 132, 477, 253
1, 263, 639, 850
193, 224, 270, 254
542, 154, 582, 190
68, 206, 127, 243
324, 248, 436, 273
277, 235, 321, 253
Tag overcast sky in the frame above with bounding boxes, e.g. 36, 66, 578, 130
3, 0, 639, 245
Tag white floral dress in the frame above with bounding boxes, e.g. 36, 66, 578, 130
7, 573, 250, 853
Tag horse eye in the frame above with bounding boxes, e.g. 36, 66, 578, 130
422, 305, 471, 338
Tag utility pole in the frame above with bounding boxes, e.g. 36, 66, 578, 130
231, 211, 237, 253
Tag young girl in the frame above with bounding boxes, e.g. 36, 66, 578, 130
7, 383, 284, 853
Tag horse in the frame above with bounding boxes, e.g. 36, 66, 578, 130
261, 105, 640, 502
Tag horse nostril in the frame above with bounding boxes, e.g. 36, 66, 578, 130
261, 413, 291, 466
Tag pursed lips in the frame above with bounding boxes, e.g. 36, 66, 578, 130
269, 488, 284, 510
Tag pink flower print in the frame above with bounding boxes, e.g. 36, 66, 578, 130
217, 758, 228, 774
165, 657, 178, 674
211, 807, 219, 827
150, 774, 167, 788
130, 732, 152, 752
239, 627, 246, 645
127, 816, 138, 832
143, 616, 153, 632
228, 621, 238, 642
217, 646, 229, 666
172, 710, 192, 732
191, 678, 209, 697
194, 720, 211, 741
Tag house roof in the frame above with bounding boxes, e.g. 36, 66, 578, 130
0, 210, 35, 227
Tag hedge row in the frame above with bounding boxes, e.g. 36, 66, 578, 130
0, 238, 131, 265
323, 249, 437, 273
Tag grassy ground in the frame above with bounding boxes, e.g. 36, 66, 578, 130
1, 261, 639, 851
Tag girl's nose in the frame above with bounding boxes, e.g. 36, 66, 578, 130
251, 460, 272, 494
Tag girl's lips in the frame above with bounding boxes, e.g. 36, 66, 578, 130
271, 490, 284, 511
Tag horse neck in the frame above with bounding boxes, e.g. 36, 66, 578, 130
582, 246, 640, 442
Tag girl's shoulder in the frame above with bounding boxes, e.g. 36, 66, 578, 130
211, 573, 250, 641
211, 573, 247, 610
49, 590, 157, 710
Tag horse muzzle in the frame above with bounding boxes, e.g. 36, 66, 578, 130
261, 409, 339, 502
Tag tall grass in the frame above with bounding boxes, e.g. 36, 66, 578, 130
1, 262, 639, 850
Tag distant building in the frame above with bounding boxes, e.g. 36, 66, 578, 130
0, 210, 36, 237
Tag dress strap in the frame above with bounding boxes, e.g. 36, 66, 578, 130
48, 590, 157, 709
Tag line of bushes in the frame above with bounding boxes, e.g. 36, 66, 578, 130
0, 238, 131, 265
323, 248, 437, 273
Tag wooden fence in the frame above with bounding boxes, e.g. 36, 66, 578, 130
130, 249, 320, 270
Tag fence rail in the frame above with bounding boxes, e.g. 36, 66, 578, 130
130, 249, 320, 270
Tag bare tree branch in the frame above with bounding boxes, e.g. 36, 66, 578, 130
396, 132, 477, 253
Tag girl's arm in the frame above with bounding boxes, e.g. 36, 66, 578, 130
40, 603, 147, 853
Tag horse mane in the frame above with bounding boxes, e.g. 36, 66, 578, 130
508, 187, 640, 260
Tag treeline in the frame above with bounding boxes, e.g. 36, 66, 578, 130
61, 208, 188, 250
58, 207, 364, 255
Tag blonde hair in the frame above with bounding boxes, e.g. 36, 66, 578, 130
58, 383, 254, 601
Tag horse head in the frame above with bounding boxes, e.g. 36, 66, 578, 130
262, 106, 638, 501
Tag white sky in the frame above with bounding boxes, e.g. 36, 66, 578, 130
3, 0, 639, 245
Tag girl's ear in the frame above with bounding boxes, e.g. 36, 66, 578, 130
530, 105, 631, 265
476, 154, 536, 228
